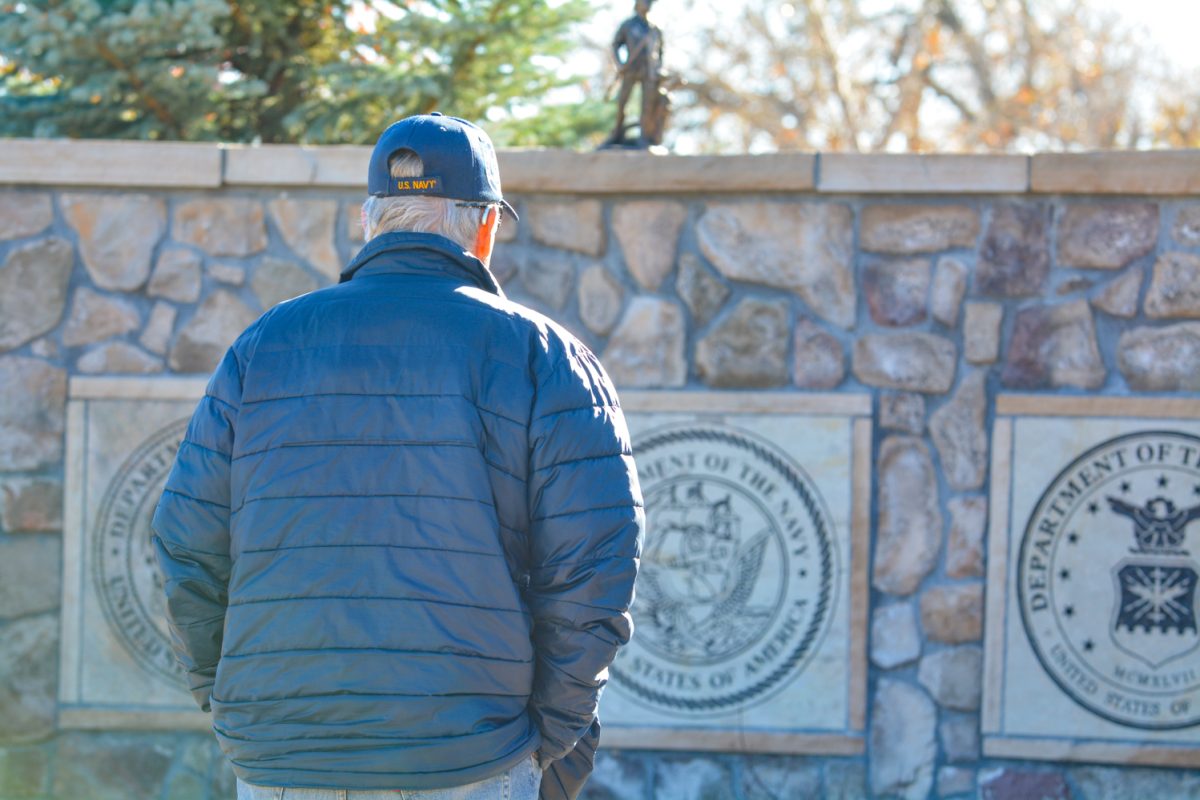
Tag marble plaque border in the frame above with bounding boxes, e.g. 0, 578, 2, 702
60, 377, 212, 730
982, 394, 1200, 767
606, 391, 872, 755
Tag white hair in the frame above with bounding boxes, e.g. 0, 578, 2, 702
360, 151, 487, 253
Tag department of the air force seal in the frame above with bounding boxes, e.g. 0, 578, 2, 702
92, 419, 189, 688
611, 423, 837, 715
1018, 430, 1200, 729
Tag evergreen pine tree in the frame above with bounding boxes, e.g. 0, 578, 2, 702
0, 0, 608, 146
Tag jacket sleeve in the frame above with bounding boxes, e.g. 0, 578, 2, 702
526, 336, 644, 765
150, 347, 241, 712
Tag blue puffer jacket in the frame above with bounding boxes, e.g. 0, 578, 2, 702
151, 232, 644, 791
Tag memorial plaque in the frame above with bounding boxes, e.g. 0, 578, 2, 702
603, 392, 871, 754
984, 395, 1200, 766
60, 377, 209, 729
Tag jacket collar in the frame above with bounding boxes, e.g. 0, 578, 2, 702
339, 231, 505, 297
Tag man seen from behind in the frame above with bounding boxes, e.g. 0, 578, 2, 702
151, 113, 644, 800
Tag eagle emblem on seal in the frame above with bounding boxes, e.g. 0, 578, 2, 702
1108, 495, 1200, 668
639, 480, 774, 661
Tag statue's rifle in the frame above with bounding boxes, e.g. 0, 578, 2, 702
604, 31, 655, 100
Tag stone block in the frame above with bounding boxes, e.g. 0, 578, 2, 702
0, 237, 73, 352
937, 767, 975, 798
869, 679, 936, 800
0, 357, 66, 471
652, 756, 734, 800
51, 732, 175, 800
824, 760, 869, 800
1117, 323, 1200, 391
61, 287, 140, 347
946, 496, 986, 579
495, 201, 518, 243
870, 601, 921, 669
178, 734, 215, 775
921, 583, 983, 643
0, 139, 220, 187
740, 755, 822, 799
697, 202, 856, 328
852, 333, 956, 393
963, 302, 1003, 364
500, 151, 815, 193
487, 245, 520, 285
1032, 151, 1200, 194
0, 478, 62, 532
0, 536, 60, 619
917, 645, 982, 711
77, 342, 162, 374
879, 392, 925, 434
208, 261, 246, 285
1145, 251, 1200, 318
517, 250, 575, 311
601, 297, 686, 388
0, 745, 49, 797
268, 197, 341, 280
527, 199, 604, 256
583, 750, 647, 800
1091, 267, 1142, 318
1173, 205, 1200, 247
221, 144, 364, 187
29, 338, 57, 359
873, 437, 942, 596
140, 302, 177, 355
860, 205, 980, 254
0, 614, 57, 744
793, 319, 845, 389
343, 199, 366, 243
168, 290, 258, 373
1001, 299, 1105, 389
147, 247, 202, 304
211, 754, 237, 798
940, 714, 980, 762
61, 193, 164, 291
930, 371, 988, 491
1056, 203, 1158, 269
613, 200, 686, 290
979, 768, 1070, 800
930, 256, 968, 327
164, 769, 208, 800
251, 257, 318, 310
0, 192, 52, 241
1070, 766, 1200, 800
821, 154, 1027, 193
675, 253, 729, 326
578, 264, 624, 336
1054, 276, 1094, 295
173, 198, 268, 257
977, 204, 1051, 297
696, 298, 789, 387
863, 258, 930, 326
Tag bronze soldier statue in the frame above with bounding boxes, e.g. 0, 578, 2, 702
606, 0, 668, 148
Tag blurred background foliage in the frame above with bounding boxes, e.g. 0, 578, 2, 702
0, 0, 1197, 152
0, 0, 606, 147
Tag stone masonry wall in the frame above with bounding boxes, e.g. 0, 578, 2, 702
2, 142, 1200, 799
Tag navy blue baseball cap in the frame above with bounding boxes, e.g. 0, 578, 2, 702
367, 112, 517, 221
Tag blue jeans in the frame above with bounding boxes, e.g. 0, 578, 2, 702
235, 755, 542, 800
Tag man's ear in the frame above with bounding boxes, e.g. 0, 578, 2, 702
474, 206, 500, 264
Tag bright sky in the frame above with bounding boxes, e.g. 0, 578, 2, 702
1094, 0, 1200, 70
586, 0, 1200, 72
